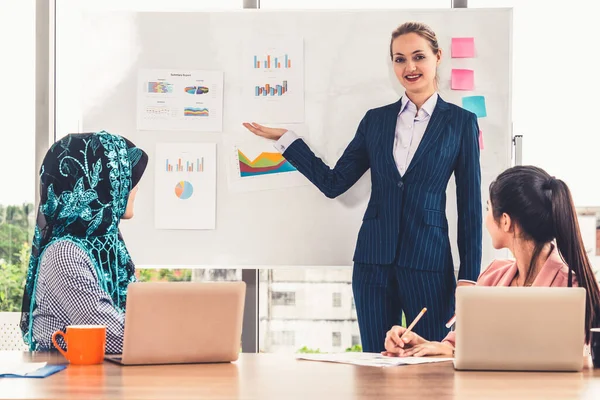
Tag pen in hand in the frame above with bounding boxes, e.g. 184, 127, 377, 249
400, 307, 427, 342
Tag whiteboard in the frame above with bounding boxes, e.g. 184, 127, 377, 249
77, 9, 512, 267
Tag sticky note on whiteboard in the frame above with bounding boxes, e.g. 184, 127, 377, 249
451, 69, 474, 90
462, 96, 487, 118
452, 37, 475, 58
479, 130, 484, 150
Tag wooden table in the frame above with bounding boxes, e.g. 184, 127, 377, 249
1, 351, 599, 399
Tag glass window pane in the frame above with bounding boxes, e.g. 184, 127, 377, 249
0, 0, 36, 313
272, 291, 296, 306
260, 268, 359, 353
470, 0, 600, 208
332, 292, 342, 308
269, 330, 295, 347
260, 0, 449, 9
136, 268, 242, 282
59, 0, 241, 12
332, 332, 342, 347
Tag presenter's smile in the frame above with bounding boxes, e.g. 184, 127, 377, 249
404, 73, 422, 83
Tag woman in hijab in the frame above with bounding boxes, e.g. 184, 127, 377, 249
20, 131, 148, 353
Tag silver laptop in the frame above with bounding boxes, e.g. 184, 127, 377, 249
453, 286, 585, 372
105, 281, 246, 365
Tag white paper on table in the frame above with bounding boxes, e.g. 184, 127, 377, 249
296, 353, 453, 368
0, 362, 47, 375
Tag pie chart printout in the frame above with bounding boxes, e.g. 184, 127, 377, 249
175, 181, 194, 200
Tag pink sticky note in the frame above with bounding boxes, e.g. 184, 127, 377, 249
452, 37, 475, 58
451, 69, 474, 91
479, 130, 484, 150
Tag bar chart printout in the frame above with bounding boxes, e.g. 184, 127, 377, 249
242, 36, 304, 123
155, 143, 216, 229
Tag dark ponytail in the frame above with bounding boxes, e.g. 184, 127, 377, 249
548, 178, 600, 343
490, 166, 600, 343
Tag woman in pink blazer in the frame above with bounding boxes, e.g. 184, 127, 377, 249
383, 166, 600, 356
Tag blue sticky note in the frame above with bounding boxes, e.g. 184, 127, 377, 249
462, 96, 487, 118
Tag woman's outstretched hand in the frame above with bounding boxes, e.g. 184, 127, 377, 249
242, 123, 288, 141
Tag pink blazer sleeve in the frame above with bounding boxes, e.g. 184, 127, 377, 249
440, 259, 514, 347
440, 251, 574, 348
443, 331, 457, 348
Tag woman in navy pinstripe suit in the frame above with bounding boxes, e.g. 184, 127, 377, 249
244, 22, 482, 352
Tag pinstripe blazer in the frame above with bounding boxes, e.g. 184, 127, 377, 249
283, 96, 482, 281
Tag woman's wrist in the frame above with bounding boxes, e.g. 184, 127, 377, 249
441, 341, 455, 356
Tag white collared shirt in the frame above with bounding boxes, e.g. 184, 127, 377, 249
393, 93, 438, 176
274, 92, 439, 168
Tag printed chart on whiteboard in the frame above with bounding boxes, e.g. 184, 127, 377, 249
226, 138, 307, 193
154, 142, 217, 230
242, 36, 304, 123
137, 69, 223, 132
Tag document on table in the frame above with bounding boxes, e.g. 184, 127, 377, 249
0, 362, 47, 376
296, 353, 453, 367
0, 361, 67, 378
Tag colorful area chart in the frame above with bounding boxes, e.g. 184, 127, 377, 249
184, 107, 209, 117
147, 82, 173, 93
175, 181, 194, 200
238, 150, 297, 177
184, 86, 209, 95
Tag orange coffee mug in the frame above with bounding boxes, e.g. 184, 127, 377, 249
52, 325, 106, 365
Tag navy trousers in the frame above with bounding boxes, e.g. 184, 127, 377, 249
352, 263, 456, 353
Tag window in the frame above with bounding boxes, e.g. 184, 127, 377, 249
352, 335, 361, 346
135, 268, 241, 283
59, 0, 242, 11
0, 0, 36, 312
332, 332, 342, 347
270, 331, 295, 346
272, 291, 296, 306
260, 268, 357, 353
576, 209, 600, 280
332, 292, 342, 308
469, 0, 600, 208
260, 0, 449, 9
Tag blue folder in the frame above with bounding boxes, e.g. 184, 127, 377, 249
0, 364, 67, 378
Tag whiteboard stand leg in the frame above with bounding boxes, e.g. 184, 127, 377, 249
242, 269, 259, 353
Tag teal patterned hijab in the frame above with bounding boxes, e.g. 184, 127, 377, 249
20, 131, 148, 349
